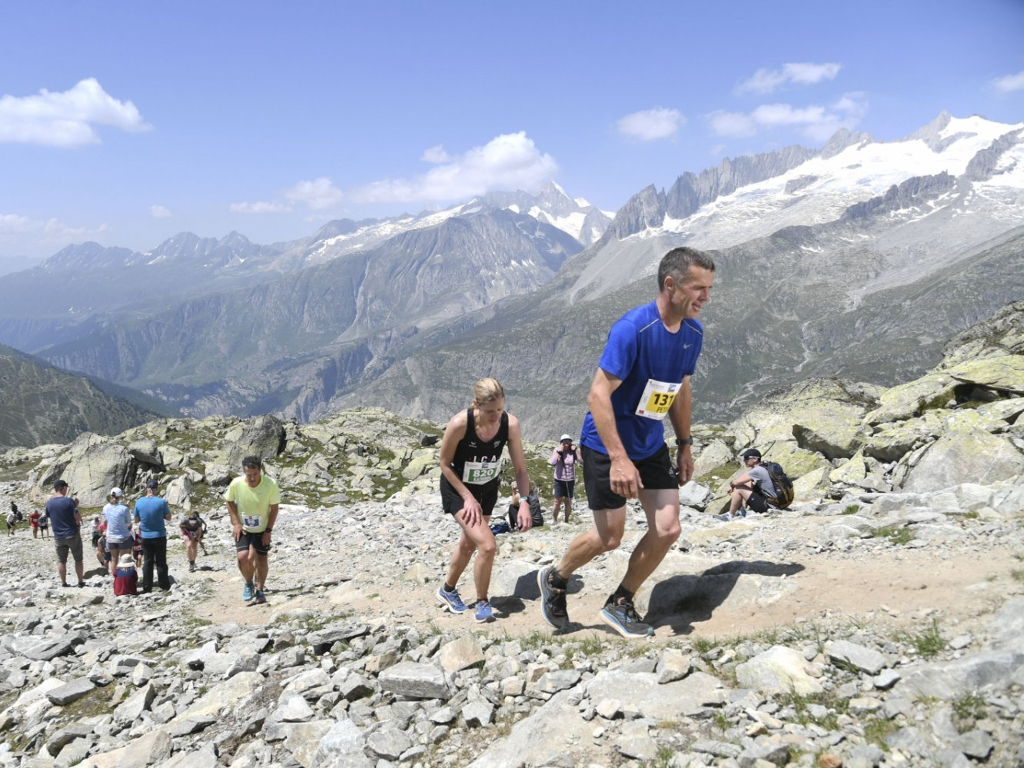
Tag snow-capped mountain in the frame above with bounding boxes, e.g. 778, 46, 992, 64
479, 182, 613, 246
277, 181, 610, 269
570, 112, 1024, 302
4, 112, 1021, 434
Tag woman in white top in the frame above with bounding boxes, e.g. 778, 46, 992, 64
102, 488, 133, 577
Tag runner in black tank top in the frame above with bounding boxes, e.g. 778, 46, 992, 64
435, 378, 535, 624
442, 407, 509, 503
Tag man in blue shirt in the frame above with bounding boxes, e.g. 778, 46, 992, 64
133, 478, 173, 592
45, 479, 84, 588
539, 247, 715, 638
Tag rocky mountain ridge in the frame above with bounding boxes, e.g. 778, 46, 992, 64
0, 343, 171, 450
0, 301, 1022, 767
0, 113, 1021, 440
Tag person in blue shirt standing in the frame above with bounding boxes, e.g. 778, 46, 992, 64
132, 478, 173, 592
102, 488, 132, 578
538, 247, 715, 638
45, 479, 84, 588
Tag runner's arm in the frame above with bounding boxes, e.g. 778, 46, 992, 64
507, 416, 533, 531
261, 504, 278, 546
587, 368, 642, 497
668, 376, 694, 485
226, 500, 243, 540
438, 411, 485, 526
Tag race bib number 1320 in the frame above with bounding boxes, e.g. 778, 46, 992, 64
635, 378, 681, 421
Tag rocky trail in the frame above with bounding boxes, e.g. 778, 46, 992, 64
0, 302, 1022, 767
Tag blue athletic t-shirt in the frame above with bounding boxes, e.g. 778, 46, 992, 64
45, 496, 79, 539
580, 301, 703, 460
134, 496, 171, 538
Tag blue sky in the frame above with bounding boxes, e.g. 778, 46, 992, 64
1, 0, 1022, 274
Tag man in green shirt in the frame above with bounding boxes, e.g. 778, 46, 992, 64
224, 455, 280, 604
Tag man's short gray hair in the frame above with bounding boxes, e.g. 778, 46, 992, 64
658, 247, 716, 290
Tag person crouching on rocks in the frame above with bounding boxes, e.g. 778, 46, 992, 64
436, 377, 534, 623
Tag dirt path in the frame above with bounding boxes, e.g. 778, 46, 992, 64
187, 513, 1023, 644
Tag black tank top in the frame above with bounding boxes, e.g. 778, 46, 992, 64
448, 408, 509, 488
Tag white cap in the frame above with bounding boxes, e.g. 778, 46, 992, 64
110, 487, 124, 498
559, 434, 572, 442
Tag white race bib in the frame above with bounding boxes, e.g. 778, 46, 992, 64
634, 378, 681, 421
462, 460, 501, 485
243, 515, 263, 529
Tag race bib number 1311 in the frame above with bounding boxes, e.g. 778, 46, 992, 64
635, 378, 681, 421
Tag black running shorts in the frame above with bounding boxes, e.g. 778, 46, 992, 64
582, 444, 677, 511
440, 476, 498, 517
235, 531, 271, 556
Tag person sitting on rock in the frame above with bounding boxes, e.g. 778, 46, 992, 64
723, 448, 777, 518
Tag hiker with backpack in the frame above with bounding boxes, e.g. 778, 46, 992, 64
721, 448, 794, 519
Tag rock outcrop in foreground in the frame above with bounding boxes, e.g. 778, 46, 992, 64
0, 302, 1022, 767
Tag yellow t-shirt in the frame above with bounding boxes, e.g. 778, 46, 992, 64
224, 475, 281, 533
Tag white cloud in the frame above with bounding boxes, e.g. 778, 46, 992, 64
616, 107, 686, 141
993, 70, 1024, 93
284, 177, 344, 210
707, 111, 757, 138
736, 62, 841, 95
230, 200, 292, 214
0, 77, 151, 147
0, 212, 109, 240
421, 144, 451, 163
150, 205, 172, 219
708, 93, 867, 142
0, 213, 35, 233
355, 132, 558, 204
751, 103, 828, 127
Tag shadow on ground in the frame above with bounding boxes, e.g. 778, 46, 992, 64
646, 559, 805, 635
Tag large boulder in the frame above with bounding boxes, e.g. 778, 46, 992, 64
35, 433, 136, 507
864, 372, 957, 426
223, 414, 287, 467
127, 438, 163, 468
165, 475, 194, 511
945, 355, 1024, 395
902, 427, 1024, 493
725, 379, 861, 479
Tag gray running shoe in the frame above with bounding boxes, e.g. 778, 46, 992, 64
538, 566, 569, 629
600, 597, 654, 638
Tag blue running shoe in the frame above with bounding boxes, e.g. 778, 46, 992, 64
600, 597, 653, 638
254, 589, 266, 604
475, 600, 494, 623
242, 582, 254, 602
436, 584, 468, 613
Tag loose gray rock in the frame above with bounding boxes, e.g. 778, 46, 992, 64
378, 662, 451, 700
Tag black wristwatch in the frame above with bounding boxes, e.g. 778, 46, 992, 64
675, 437, 693, 447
